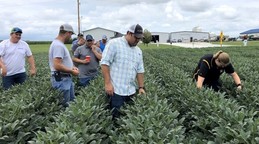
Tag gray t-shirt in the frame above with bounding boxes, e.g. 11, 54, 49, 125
74, 45, 102, 78
49, 39, 73, 73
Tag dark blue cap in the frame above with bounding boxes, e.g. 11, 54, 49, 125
85, 34, 94, 40
11, 27, 22, 33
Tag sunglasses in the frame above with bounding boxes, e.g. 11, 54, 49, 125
87, 40, 93, 42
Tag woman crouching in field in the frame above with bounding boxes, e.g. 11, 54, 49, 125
193, 50, 242, 91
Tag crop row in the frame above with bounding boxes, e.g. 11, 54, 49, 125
0, 46, 258, 143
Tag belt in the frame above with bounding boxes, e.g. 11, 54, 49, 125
52, 73, 71, 77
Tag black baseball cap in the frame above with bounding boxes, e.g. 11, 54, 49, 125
128, 24, 143, 38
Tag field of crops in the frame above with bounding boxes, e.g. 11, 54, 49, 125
0, 43, 258, 143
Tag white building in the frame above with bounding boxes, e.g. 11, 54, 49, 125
82, 27, 122, 42
151, 32, 170, 43
170, 31, 209, 43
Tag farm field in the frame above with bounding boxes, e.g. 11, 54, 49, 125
0, 43, 258, 143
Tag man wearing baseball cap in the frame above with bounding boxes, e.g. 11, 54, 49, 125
96, 35, 108, 52
0, 27, 36, 90
71, 33, 85, 55
72, 34, 102, 87
101, 24, 145, 119
49, 23, 79, 107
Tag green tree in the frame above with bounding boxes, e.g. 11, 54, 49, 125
142, 29, 152, 46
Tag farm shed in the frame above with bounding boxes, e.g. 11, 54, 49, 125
150, 32, 170, 43
240, 29, 259, 39
170, 31, 209, 43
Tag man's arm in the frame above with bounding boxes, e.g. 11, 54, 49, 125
137, 73, 145, 94
53, 58, 79, 76
91, 45, 102, 60
27, 55, 36, 76
0, 58, 7, 76
101, 64, 113, 96
196, 75, 205, 89
72, 57, 89, 64
231, 72, 242, 90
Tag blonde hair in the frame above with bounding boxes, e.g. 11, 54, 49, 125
213, 50, 230, 65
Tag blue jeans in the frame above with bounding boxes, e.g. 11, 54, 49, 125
108, 93, 134, 119
2, 72, 27, 90
79, 75, 96, 87
51, 76, 75, 107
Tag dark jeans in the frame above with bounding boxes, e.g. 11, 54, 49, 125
79, 76, 96, 87
2, 72, 27, 90
108, 93, 135, 119
204, 80, 222, 92
193, 73, 222, 92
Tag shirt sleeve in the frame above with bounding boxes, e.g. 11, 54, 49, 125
225, 63, 235, 74
100, 41, 115, 66
24, 42, 32, 56
71, 40, 79, 52
73, 46, 80, 58
53, 45, 65, 59
0, 41, 5, 57
96, 47, 102, 54
137, 50, 145, 73
198, 60, 210, 77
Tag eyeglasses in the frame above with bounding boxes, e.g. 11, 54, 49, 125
87, 40, 93, 42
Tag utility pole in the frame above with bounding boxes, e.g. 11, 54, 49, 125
77, 0, 80, 34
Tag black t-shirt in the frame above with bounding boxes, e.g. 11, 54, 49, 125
197, 54, 234, 82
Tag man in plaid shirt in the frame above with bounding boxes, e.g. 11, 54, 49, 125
101, 24, 146, 119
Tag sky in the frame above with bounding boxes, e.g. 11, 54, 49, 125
1, 0, 258, 41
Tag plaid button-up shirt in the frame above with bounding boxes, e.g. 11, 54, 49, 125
101, 36, 144, 96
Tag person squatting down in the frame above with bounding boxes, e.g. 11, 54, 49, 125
193, 50, 242, 91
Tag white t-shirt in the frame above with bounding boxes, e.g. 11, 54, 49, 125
0, 39, 32, 76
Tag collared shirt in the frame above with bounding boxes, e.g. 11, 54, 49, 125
101, 36, 144, 96
74, 45, 102, 78
197, 54, 234, 82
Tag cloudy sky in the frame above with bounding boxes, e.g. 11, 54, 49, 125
1, 0, 258, 41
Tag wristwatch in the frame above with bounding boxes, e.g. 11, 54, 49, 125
139, 87, 145, 90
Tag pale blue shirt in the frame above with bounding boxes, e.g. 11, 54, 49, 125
101, 36, 144, 96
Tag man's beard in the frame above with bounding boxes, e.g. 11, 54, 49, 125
129, 42, 137, 47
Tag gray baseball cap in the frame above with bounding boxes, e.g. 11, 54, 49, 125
59, 24, 75, 34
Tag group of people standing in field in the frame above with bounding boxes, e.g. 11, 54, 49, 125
0, 23, 242, 119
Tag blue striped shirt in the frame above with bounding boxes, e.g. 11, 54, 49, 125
101, 36, 144, 96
